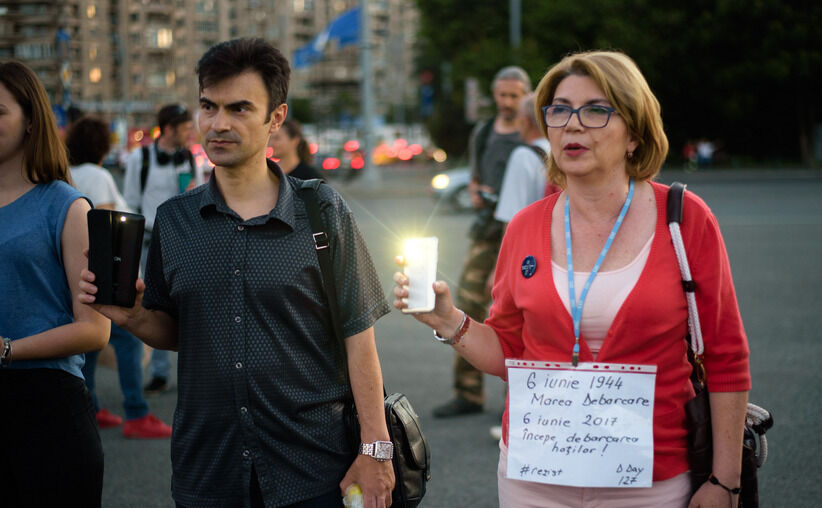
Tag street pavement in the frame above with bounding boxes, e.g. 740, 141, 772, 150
92, 165, 822, 507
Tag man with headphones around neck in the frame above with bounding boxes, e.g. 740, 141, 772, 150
123, 104, 197, 394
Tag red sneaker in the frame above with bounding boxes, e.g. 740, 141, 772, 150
122, 414, 172, 439
96, 408, 123, 429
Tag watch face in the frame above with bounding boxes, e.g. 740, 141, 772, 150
374, 441, 393, 460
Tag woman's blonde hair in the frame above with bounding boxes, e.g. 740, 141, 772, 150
0, 60, 70, 184
534, 51, 668, 186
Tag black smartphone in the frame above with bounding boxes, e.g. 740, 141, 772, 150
87, 209, 145, 307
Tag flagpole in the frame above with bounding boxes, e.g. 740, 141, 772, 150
359, 0, 379, 184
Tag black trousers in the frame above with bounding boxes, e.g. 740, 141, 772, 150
0, 368, 104, 508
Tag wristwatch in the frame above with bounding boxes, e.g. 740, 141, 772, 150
359, 440, 393, 462
1, 337, 12, 366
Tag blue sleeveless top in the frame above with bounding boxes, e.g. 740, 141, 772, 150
0, 181, 90, 379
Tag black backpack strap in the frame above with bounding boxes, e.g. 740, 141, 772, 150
140, 145, 150, 195
186, 149, 196, 176
527, 144, 548, 162
527, 145, 548, 166
473, 118, 495, 165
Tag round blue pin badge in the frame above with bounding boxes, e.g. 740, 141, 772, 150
521, 255, 537, 278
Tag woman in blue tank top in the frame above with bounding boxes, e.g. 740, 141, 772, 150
0, 60, 110, 507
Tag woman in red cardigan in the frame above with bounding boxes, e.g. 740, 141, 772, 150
394, 51, 749, 508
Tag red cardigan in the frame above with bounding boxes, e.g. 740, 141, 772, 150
487, 181, 751, 481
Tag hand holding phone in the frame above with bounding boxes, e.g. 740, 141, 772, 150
401, 237, 438, 314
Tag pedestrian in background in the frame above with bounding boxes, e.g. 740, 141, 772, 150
67, 116, 173, 439
696, 138, 715, 169
433, 66, 530, 418
394, 50, 750, 507
0, 59, 110, 507
123, 103, 197, 395
268, 118, 323, 180
486, 91, 552, 441
80, 38, 394, 507
493, 92, 552, 225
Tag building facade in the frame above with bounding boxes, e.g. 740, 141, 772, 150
0, 0, 418, 135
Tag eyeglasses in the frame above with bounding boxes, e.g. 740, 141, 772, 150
542, 104, 618, 129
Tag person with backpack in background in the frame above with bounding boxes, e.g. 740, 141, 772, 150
123, 104, 196, 395
67, 116, 173, 438
485, 91, 555, 440
494, 92, 555, 227
433, 66, 531, 418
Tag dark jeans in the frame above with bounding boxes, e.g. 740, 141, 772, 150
82, 322, 150, 420
0, 368, 104, 508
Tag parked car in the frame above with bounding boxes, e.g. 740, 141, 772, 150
430, 167, 472, 213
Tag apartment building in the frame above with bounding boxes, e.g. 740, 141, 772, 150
0, 0, 418, 130
0, 1, 114, 116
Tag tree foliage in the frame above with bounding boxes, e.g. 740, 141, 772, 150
415, 0, 822, 164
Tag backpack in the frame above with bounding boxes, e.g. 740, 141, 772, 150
140, 144, 195, 194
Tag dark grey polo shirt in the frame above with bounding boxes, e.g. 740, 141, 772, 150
143, 161, 390, 507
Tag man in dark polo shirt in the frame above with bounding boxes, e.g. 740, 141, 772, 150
80, 38, 394, 507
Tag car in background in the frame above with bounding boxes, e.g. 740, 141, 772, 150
430, 167, 472, 213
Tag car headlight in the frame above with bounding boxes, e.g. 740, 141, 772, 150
431, 173, 450, 190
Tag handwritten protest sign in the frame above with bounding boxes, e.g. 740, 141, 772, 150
505, 360, 656, 488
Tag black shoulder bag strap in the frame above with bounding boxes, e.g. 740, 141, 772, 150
297, 179, 345, 345
297, 179, 351, 385
298, 179, 390, 396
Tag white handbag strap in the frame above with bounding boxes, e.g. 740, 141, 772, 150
667, 182, 703, 356
667, 182, 771, 467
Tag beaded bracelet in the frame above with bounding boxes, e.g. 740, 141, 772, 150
708, 474, 741, 495
433, 310, 470, 346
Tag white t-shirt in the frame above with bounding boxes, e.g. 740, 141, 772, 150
122, 143, 191, 231
494, 138, 550, 223
70, 163, 130, 211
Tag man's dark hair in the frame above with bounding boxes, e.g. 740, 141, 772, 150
157, 104, 192, 133
196, 38, 290, 120
65, 116, 111, 166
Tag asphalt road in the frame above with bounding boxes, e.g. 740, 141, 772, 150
92, 166, 822, 507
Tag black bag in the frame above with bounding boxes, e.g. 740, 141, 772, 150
384, 393, 431, 506
298, 179, 431, 507
668, 182, 773, 507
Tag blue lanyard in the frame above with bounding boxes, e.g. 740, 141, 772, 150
565, 178, 634, 366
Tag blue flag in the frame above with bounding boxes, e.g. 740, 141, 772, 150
293, 7, 360, 69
